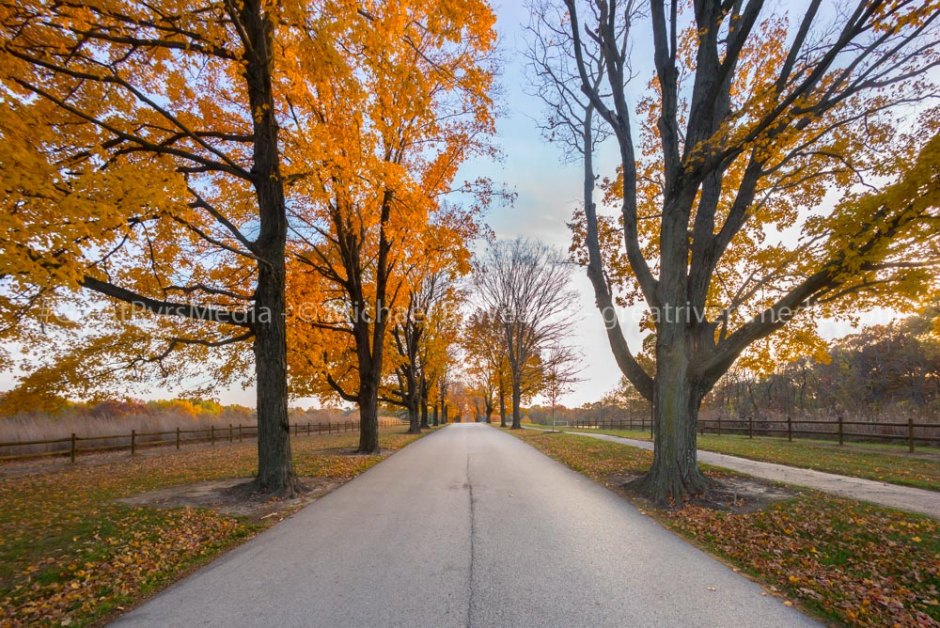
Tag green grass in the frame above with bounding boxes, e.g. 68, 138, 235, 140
556, 427, 940, 491
0, 427, 427, 626
513, 429, 940, 626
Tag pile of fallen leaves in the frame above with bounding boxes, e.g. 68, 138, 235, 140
0, 428, 424, 626
6, 508, 250, 626
665, 497, 939, 626
516, 429, 940, 626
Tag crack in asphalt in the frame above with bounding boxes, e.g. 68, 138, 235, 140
465, 451, 476, 628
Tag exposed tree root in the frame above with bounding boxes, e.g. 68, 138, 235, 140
628, 465, 712, 508
243, 475, 310, 499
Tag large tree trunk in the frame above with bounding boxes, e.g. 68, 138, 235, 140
407, 402, 421, 434
252, 262, 298, 494
406, 371, 421, 434
510, 380, 522, 429
499, 381, 507, 427
358, 373, 380, 453
633, 334, 708, 504
432, 404, 439, 426
420, 380, 430, 429
242, 0, 298, 494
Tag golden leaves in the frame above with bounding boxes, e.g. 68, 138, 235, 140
284, 0, 496, 402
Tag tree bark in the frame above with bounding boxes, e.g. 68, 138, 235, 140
499, 380, 507, 427
420, 379, 430, 429
243, 0, 297, 494
432, 404, 439, 426
406, 401, 421, 434
510, 379, 522, 429
405, 369, 421, 433
357, 341, 382, 452
631, 333, 709, 504
252, 264, 297, 494
358, 377, 380, 453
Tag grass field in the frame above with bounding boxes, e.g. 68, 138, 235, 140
559, 427, 940, 490
513, 429, 939, 626
0, 428, 426, 627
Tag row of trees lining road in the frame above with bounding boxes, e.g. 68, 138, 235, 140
541, 344, 584, 431
527, 0, 940, 502
470, 238, 581, 429
0, 0, 497, 494
386, 272, 463, 435
463, 308, 510, 425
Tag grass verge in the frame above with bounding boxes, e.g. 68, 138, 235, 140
513, 429, 939, 626
0, 428, 428, 626
558, 426, 940, 491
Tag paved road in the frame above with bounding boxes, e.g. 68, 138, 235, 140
538, 429, 940, 519
114, 424, 814, 627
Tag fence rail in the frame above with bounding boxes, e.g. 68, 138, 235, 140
0, 418, 407, 463
561, 415, 940, 452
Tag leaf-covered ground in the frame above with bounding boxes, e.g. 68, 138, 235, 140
515, 429, 940, 626
564, 426, 940, 490
0, 428, 426, 627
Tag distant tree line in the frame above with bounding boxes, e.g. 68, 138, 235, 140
527, 311, 940, 427
706, 311, 940, 423
0, 394, 365, 427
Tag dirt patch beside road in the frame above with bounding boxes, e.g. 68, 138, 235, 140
119, 477, 343, 521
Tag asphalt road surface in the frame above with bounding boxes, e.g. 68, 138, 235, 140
114, 423, 816, 627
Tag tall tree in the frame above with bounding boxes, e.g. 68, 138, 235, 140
530, 0, 940, 502
474, 238, 578, 429
0, 0, 337, 494
387, 271, 460, 433
542, 343, 583, 431
464, 308, 510, 425
422, 294, 463, 427
286, 0, 495, 452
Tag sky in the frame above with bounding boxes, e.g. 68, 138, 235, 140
0, 1, 909, 410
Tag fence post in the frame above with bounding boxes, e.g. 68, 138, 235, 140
229, 424, 233, 443
748, 414, 753, 439
131, 429, 136, 455
838, 415, 843, 446
717, 414, 722, 436
908, 417, 914, 453
70, 433, 76, 463
787, 415, 792, 442
211, 425, 215, 445
176, 427, 180, 450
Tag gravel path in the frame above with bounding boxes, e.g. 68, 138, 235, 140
533, 428, 940, 519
